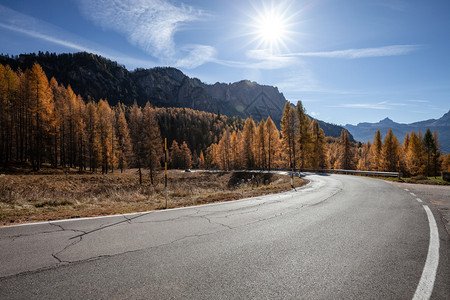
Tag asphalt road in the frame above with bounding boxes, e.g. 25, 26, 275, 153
0, 174, 449, 299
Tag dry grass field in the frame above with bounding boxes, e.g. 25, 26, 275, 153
0, 169, 306, 226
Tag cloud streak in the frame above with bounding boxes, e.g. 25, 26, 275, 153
0, 4, 157, 69
285, 45, 420, 59
334, 100, 409, 110
79, 0, 216, 68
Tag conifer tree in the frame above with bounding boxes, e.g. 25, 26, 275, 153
442, 154, 450, 172
334, 129, 355, 170
357, 141, 371, 171
371, 129, 382, 171
381, 128, 400, 172
241, 117, 256, 168
230, 131, 240, 169
0, 65, 19, 165
26, 63, 55, 170
169, 140, 181, 169
129, 102, 144, 183
431, 130, 441, 177
85, 101, 100, 172
296, 101, 311, 169
265, 116, 280, 170
180, 141, 193, 170
423, 128, 435, 177
281, 102, 297, 170
115, 104, 132, 173
405, 131, 425, 176
97, 99, 113, 174
142, 102, 163, 184
255, 120, 266, 168
309, 119, 327, 169
217, 130, 231, 170
198, 150, 205, 169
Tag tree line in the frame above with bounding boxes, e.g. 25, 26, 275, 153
1, 62, 448, 178
0, 62, 241, 180
206, 101, 449, 177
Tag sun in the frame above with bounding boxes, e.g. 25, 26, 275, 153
256, 11, 288, 48
247, 2, 295, 53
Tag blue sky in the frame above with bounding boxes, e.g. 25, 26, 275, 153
0, 0, 449, 126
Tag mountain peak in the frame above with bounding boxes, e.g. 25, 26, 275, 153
379, 117, 395, 124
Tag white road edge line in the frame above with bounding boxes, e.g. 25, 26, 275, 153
410, 192, 417, 197
416, 198, 423, 203
412, 205, 440, 300
405, 189, 410, 191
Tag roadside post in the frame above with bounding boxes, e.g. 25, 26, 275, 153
291, 167, 294, 188
397, 160, 400, 179
165, 138, 168, 209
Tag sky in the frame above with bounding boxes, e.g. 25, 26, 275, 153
0, 0, 449, 126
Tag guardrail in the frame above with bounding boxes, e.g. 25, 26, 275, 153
297, 168, 401, 177
226, 168, 401, 178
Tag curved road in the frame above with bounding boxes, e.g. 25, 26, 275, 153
0, 174, 449, 299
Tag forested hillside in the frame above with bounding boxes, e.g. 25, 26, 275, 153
1, 62, 448, 177
0, 52, 350, 139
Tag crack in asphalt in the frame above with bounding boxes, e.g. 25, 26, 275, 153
2, 175, 345, 280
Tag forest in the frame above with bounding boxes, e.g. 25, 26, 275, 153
0, 62, 449, 178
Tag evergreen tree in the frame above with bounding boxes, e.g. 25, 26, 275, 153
265, 116, 280, 170
357, 141, 371, 171
180, 141, 193, 170
296, 101, 311, 169
142, 102, 163, 184
423, 128, 435, 177
26, 63, 55, 170
405, 131, 425, 176
198, 150, 205, 169
85, 101, 100, 172
309, 119, 327, 169
431, 130, 441, 177
334, 129, 355, 170
129, 102, 144, 183
115, 104, 132, 173
381, 128, 400, 172
255, 120, 266, 168
241, 117, 256, 168
281, 102, 297, 170
371, 129, 382, 171
96, 99, 113, 174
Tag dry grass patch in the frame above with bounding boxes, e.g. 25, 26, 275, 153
0, 170, 306, 226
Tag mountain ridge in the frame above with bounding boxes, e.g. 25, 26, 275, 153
0, 51, 350, 139
344, 111, 450, 153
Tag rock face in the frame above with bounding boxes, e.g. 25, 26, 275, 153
0, 51, 350, 138
344, 111, 450, 153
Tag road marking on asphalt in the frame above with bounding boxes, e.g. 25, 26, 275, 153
404, 189, 409, 191
416, 198, 423, 203
410, 192, 417, 197
412, 205, 440, 300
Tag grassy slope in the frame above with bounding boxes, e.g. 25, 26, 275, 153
0, 170, 306, 226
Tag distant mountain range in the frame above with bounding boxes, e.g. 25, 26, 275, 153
344, 110, 450, 153
0, 52, 350, 140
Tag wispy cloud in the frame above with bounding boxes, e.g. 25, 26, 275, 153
0, 22, 95, 53
285, 45, 420, 59
333, 100, 410, 110
0, 4, 156, 69
217, 44, 419, 70
79, 0, 216, 68
338, 103, 390, 110
175, 45, 217, 69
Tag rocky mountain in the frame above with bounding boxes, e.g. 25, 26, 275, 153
0, 51, 350, 139
344, 110, 450, 153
